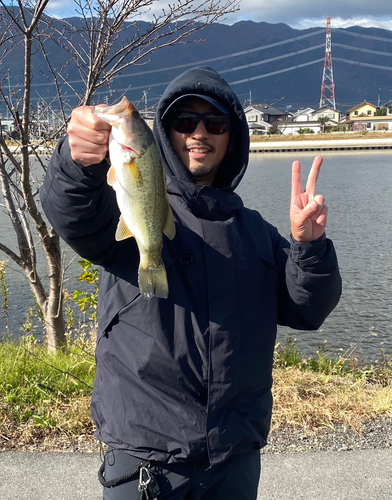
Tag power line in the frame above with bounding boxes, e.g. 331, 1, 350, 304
30, 29, 326, 88
333, 57, 392, 71
333, 43, 392, 57
218, 44, 325, 74
26, 53, 391, 103
334, 29, 392, 43
229, 58, 325, 85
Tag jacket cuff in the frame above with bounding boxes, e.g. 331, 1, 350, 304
61, 135, 110, 183
289, 233, 327, 264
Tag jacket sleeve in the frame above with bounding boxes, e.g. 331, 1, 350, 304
40, 135, 122, 266
272, 226, 342, 331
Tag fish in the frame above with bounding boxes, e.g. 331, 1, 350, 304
94, 97, 176, 299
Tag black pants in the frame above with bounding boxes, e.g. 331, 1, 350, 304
102, 448, 261, 500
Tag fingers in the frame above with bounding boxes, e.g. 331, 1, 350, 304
291, 160, 303, 197
67, 105, 111, 167
310, 194, 325, 221
305, 156, 323, 198
296, 195, 327, 227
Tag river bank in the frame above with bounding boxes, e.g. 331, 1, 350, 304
249, 131, 392, 152
1, 336, 391, 453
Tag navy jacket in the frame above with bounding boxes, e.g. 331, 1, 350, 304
40, 67, 341, 467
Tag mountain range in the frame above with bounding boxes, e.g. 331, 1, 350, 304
1, 11, 391, 114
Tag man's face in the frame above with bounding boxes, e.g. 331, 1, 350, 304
168, 97, 231, 186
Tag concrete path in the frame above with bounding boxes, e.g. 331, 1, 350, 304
0, 449, 391, 499
249, 137, 392, 152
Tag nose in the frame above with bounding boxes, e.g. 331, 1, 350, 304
191, 118, 209, 138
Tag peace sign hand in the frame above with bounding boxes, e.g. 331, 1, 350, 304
290, 156, 328, 242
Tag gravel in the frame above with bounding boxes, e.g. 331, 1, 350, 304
3, 417, 392, 455
261, 417, 392, 454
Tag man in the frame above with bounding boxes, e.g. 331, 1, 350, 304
40, 66, 341, 500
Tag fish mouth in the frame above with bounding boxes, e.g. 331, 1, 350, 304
121, 145, 136, 154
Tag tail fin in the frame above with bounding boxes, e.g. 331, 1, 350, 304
138, 261, 169, 299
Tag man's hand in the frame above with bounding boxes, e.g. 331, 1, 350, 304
67, 105, 111, 167
290, 156, 328, 242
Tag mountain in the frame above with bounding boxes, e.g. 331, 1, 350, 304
1, 11, 391, 114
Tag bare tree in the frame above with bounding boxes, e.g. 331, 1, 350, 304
0, 0, 239, 350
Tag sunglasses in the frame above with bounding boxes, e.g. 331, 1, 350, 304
171, 112, 230, 135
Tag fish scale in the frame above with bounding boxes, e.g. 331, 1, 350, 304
94, 97, 176, 299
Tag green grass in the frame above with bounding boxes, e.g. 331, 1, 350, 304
0, 333, 96, 449
0, 335, 391, 450
275, 337, 392, 385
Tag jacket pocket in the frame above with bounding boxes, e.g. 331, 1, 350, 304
97, 279, 140, 341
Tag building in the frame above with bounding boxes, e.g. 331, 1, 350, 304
347, 115, 392, 132
345, 101, 378, 121
384, 100, 392, 116
292, 108, 315, 122
272, 106, 340, 136
345, 100, 392, 131
244, 104, 292, 134
0, 117, 16, 136
312, 106, 340, 123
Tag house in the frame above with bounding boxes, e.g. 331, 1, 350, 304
276, 106, 340, 135
0, 117, 15, 135
277, 121, 321, 135
384, 100, 392, 116
345, 101, 378, 121
244, 104, 292, 134
292, 108, 315, 122
345, 100, 392, 131
348, 115, 392, 132
311, 107, 340, 123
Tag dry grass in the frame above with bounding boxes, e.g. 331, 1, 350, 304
250, 131, 392, 142
0, 337, 391, 451
272, 367, 392, 434
0, 397, 97, 452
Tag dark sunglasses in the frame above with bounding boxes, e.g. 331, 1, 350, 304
171, 112, 230, 135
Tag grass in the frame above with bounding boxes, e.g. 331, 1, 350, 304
273, 339, 392, 433
0, 335, 391, 451
0, 331, 97, 451
249, 130, 392, 142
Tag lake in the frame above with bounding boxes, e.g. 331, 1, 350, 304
0, 151, 391, 360
237, 151, 392, 360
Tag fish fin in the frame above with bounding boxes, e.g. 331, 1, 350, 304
107, 165, 117, 186
138, 261, 169, 300
115, 215, 135, 241
163, 205, 176, 240
125, 160, 143, 186
93, 110, 121, 128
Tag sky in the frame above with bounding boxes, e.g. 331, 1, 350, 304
45, 0, 392, 31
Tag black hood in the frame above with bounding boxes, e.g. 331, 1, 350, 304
153, 67, 249, 194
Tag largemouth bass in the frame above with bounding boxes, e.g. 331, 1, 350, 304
94, 97, 175, 299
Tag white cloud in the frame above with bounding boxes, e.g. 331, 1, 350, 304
223, 0, 392, 29
44, 0, 392, 31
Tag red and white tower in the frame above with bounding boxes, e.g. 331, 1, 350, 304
319, 16, 336, 110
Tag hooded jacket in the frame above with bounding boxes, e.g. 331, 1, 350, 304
40, 67, 341, 467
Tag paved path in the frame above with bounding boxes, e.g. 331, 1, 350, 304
250, 137, 392, 152
0, 449, 391, 499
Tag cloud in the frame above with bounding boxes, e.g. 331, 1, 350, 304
224, 0, 392, 29
45, 0, 392, 31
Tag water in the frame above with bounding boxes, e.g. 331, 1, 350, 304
237, 151, 392, 360
0, 152, 391, 359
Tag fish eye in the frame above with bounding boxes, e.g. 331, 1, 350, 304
132, 110, 140, 119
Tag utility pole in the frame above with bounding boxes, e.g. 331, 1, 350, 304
142, 90, 148, 112
319, 16, 336, 110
